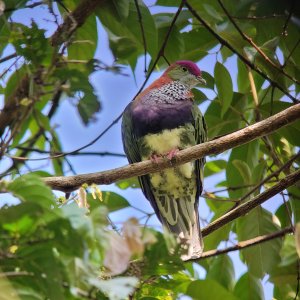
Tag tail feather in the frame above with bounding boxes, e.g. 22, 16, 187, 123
158, 196, 203, 260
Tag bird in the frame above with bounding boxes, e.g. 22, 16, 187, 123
121, 60, 207, 259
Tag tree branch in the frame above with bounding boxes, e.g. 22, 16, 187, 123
187, 226, 293, 261
51, 0, 103, 47
201, 170, 300, 237
43, 103, 300, 192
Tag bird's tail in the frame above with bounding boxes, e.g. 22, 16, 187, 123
159, 197, 203, 260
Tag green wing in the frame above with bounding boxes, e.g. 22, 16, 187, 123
191, 102, 207, 198
121, 103, 141, 164
121, 103, 162, 218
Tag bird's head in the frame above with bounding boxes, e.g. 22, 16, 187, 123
164, 60, 206, 89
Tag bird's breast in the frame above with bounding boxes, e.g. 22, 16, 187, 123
131, 100, 193, 137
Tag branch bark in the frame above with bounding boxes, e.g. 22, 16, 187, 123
51, 0, 103, 47
188, 226, 293, 261
43, 103, 300, 192
201, 169, 300, 237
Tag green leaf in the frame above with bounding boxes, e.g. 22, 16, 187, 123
232, 160, 252, 184
201, 71, 215, 90
214, 62, 233, 117
226, 140, 260, 199
77, 91, 101, 124
193, 88, 208, 105
234, 273, 264, 300
156, 21, 183, 64
116, 177, 140, 189
88, 191, 130, 212
205, 92, 247, 139
236, 207, 282, 278
207, 255, 235, 291
260, 102, 300, 147
237, 59, 250, 93
180, 28, 217, 62
186, 279, 238, 300
203, 4, 224, 21
204, 199, 233, 250
68, 15, 97, 60
143, 231, 184, 275
204, 159, 227, 177
7, 174, 56, 208
97, 0, 157, 61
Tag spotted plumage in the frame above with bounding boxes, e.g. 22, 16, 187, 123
122, 61, 207, 259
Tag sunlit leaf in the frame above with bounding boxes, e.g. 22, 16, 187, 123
234, 273, 264, 300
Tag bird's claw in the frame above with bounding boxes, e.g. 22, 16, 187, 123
166, 148, 179, 160
150, 154, 162, 164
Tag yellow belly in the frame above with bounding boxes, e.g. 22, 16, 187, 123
141, 127, 195, 197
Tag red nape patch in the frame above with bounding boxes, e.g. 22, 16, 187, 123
176, 60, 202, 76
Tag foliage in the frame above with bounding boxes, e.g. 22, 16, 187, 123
0, 0, 299, 299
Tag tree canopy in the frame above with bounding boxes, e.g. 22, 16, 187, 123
0, 0, 300, 299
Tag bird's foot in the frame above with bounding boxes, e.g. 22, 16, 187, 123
165, 148, 179, 160
150, 153, 162, 163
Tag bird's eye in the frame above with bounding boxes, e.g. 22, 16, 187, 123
182, 67, 188, 72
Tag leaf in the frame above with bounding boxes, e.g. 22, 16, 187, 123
203, 4, 224, 21
97, 0, 157, 62
89, 277, 139, 300
232, 160, 252, 184
180, 28, 217, 62
226, 140, 260, 199
156, 22, 184, 64
68, 15, 97, 60
260, 102, 300, 147
205, 92, 247, 139
7, 174, 56, 209
295, 223, 300, 258
88, 191, 130, 212
204, 198, 233, 250
234, 273, 264, 300
193, 89, 208, 105
207, 255, 235, 291
204, 159, 227, 177
186, 279, 238, 300
201, 71, 215, 90
236, 207, 282, 278
116, 177, 140, 189
214, 62, 233, 117
103, 231, 131, 275
279, 235, 298, 267
77, 90, 101, 124
237, 59, 250, 93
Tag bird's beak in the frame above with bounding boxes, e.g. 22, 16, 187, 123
197, 75, 206, 85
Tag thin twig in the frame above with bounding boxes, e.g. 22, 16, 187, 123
282, 0, 296, 35
134, 0, 148, 73
0, 53, 17, 64
13, 147, 126, 158
187, 226, 293, 261
202, 170, 300, 237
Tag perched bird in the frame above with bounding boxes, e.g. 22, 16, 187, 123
122, 61, 207, 259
